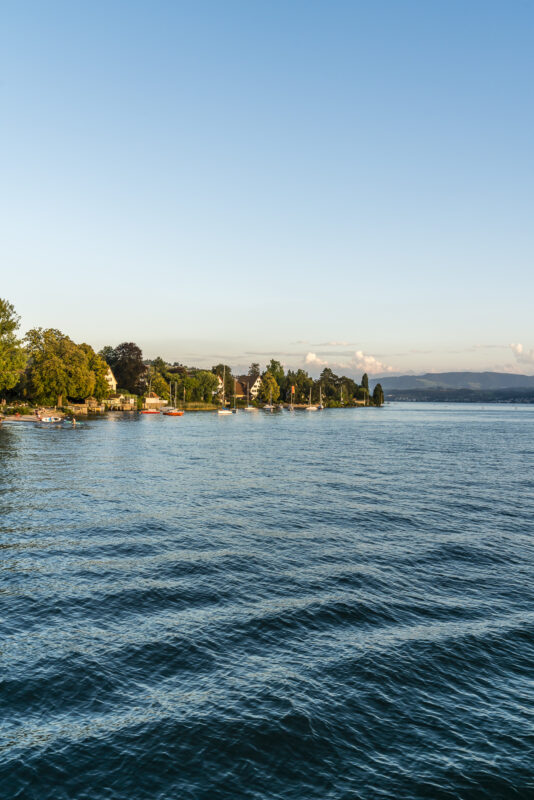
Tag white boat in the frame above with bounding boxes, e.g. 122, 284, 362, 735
218, 366, 233, 415
163, 381, 185, 416
244, 383, 257, 410
305, 388, 318, 411
263, 389, 274, 412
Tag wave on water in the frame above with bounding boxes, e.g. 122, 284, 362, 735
1, 406, 534, 799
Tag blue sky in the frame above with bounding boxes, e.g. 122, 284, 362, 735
1, 1, 533, 376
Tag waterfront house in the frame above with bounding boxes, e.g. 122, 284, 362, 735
106, 394, 137, 411
86, 396, 105, 412
236, 375, 262, 399
143, 391, 165, 410
105, 367, 117, 394
234, 380, 247, 399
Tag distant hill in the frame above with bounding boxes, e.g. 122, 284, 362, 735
371, 372, 534, 391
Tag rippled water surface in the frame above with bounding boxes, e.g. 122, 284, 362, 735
1, 404, 534, 799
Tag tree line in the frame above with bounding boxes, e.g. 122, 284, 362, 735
137, 357, 384, 407
0, 298, 383, 407
0, 299, 110, 405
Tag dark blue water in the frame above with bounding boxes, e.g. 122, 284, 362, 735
1, 404, 534, 799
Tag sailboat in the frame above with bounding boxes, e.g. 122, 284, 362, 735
263, 389, 274, 412
244, 381, 257, 411
317, 385, 324, 410
305, 388, 318, 411
218, 366, 233, 415
232, 379, 238, 413
163, 381, 184, 416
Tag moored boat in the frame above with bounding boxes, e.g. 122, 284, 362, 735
218, 366, 234, 415
163, 382, 184, 415
244, 382, 257, 410
305, 388, 318, 411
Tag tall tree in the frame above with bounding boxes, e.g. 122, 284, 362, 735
372, 383, 384, 406
107, 342, 145, 393
361, 373, 369, 391
319, 367, 339, 401
0, 298, 26, 395
266, 359, 285, 388
25, 328, 110, 405
79, 343, 111, 399
152, 356, 167, 377
99, 345, 115, 365
259, 371, 280, 403
248, 362, 260, 379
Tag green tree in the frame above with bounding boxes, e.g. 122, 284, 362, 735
372, 383, 384, 406
361, 373, 369, 391
248, 362, 260, 379
0, 298, 26, 395
106, 342, 145, 393
152, 356, 167, 377
287, 368, 313, 403
99, 345, 115, 365
319, 367, 339, 401
25, 328, 109, 405
211, 363, 233, 397
150, 372, 170, 400
259, 371, 280, 403
341, 377, 358, 403
79, 343, 111, 399
266, 359, 285, 388
357, 385, 369, 404
197, 370, 219, 402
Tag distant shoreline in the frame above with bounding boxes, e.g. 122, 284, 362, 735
386, 389, 534, 403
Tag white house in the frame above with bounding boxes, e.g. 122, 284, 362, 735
143, 391, 165, 410
236, 375, 262, 399
105, 366, 117, 394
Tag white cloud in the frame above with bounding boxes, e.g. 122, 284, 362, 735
305, 352, 329, 368
313, 341, 354, 347
305, 349, 393, 375
511, 343, 534, 366
352, 350, 393, 375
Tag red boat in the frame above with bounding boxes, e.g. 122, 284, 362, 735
141, 409, 160, 414
162, 383, 185, 416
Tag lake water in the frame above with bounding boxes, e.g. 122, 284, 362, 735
1, 404, 533, 799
